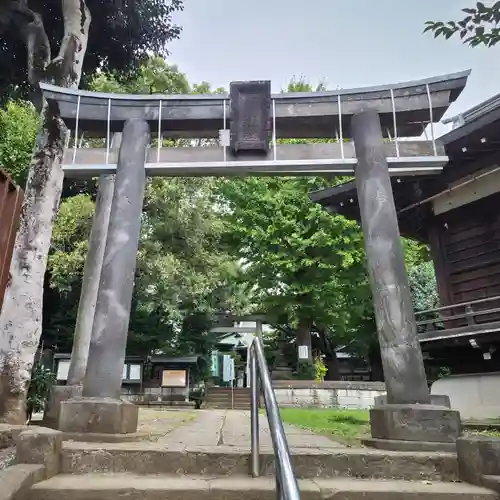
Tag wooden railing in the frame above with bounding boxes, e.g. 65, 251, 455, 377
0, 168, 23, 313
415, 295, 500, 339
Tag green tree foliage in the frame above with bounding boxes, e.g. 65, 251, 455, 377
0, 0, 184, 100
0, 101, 39, 186
44, 177, 247, 358
136, 177, 247, 327
286, 76, 327, 93
48, 195, 95, 292
25, 363, 55, 421
91, 57, 190, 95
424, 2, 500, 47
219, 176, 369, 336
403, 238, 432, 269
408, 261, 439, 314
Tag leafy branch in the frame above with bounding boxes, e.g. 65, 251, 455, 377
424, 1, 500, 47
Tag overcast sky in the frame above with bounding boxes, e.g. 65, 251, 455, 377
168, 0, 500, 134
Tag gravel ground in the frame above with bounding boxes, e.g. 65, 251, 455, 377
0, 446, 15, 470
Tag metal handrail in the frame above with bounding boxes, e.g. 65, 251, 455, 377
249, 336, 300, 500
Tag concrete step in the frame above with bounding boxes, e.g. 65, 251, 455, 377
205, 393, 251, 409
206, 405, 251, 409
206, 399, 250, 403
206, 393, 251, 398
205, 400, 251, 404
483, 476, 500, 493
1, 464, 45, 500
206, 396, 250, 400
206, 394, 251, 398
61, 442, 460, 482
205, 398, 251, 403
29, 473, 499, 500
206, 388, 250, 391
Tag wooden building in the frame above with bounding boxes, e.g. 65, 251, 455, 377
310, 93, 500, 375
53, 353, 205, 404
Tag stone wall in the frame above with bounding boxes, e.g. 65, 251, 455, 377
271, 381, 386, 409
431, 372, 500, 420
118, 380, 386, 409
121, 386, 189, 405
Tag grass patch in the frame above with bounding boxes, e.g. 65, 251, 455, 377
467, 429, 500, 438
278, 409, 500, 442
279, 408, 370, 445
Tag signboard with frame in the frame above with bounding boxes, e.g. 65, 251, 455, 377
161, 369, 187, 388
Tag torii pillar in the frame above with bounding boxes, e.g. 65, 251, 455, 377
351, 109, 461, 451
58, 119, 150, 434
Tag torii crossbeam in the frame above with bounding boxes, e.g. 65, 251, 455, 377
41, 69, 470, 178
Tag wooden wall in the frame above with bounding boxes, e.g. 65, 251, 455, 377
430, 191, 500, 325
0, 169, 23, 313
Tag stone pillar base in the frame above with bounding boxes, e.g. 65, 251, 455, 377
362, 437, 456, 452
43, 385, 83, 428
374, 394, 451, 408
367, 404, 461, 451
58, 397, 138, 434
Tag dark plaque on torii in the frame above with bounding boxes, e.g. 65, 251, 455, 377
230, 80, 271, 155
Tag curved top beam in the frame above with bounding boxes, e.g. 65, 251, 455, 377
41, 69, 470, 139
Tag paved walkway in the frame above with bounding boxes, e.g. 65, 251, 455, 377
151, 409, 344, 450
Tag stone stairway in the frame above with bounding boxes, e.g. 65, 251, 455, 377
18, 410, 500, 500
29, 472, 499, 500
205, 387, 252, 409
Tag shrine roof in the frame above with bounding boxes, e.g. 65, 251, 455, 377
309, 85, 500, 242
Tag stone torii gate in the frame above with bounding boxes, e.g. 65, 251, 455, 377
42, 70, 470, 450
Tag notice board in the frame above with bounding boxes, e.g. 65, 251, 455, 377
161, 369, 187, 387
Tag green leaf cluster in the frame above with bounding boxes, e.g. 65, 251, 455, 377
424, 2, 500, 47
0, 100, 39, 186
218, 175, 371, 340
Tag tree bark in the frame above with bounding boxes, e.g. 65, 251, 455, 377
296, 318, 313, 363
51, 0, 91, 88
368, 341, 384, 382
0, 0, 91, 424
324, 354, 341, 381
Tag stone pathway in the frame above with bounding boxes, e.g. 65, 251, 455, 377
154, 409, 344, 450
136, 409, 197, 438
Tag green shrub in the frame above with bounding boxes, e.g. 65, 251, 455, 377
315, 357, 327, 382
26, 364, 55, 421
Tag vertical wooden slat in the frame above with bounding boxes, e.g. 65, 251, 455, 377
0, 168, 24, 313
0, 177, 12, 306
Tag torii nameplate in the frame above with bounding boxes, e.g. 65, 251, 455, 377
230, 80, 271, 155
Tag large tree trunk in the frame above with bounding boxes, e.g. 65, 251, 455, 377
296, 318, 313, 363
368, 341, 384, 382
0, 0, 91, 424
324, 351, 341, 381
